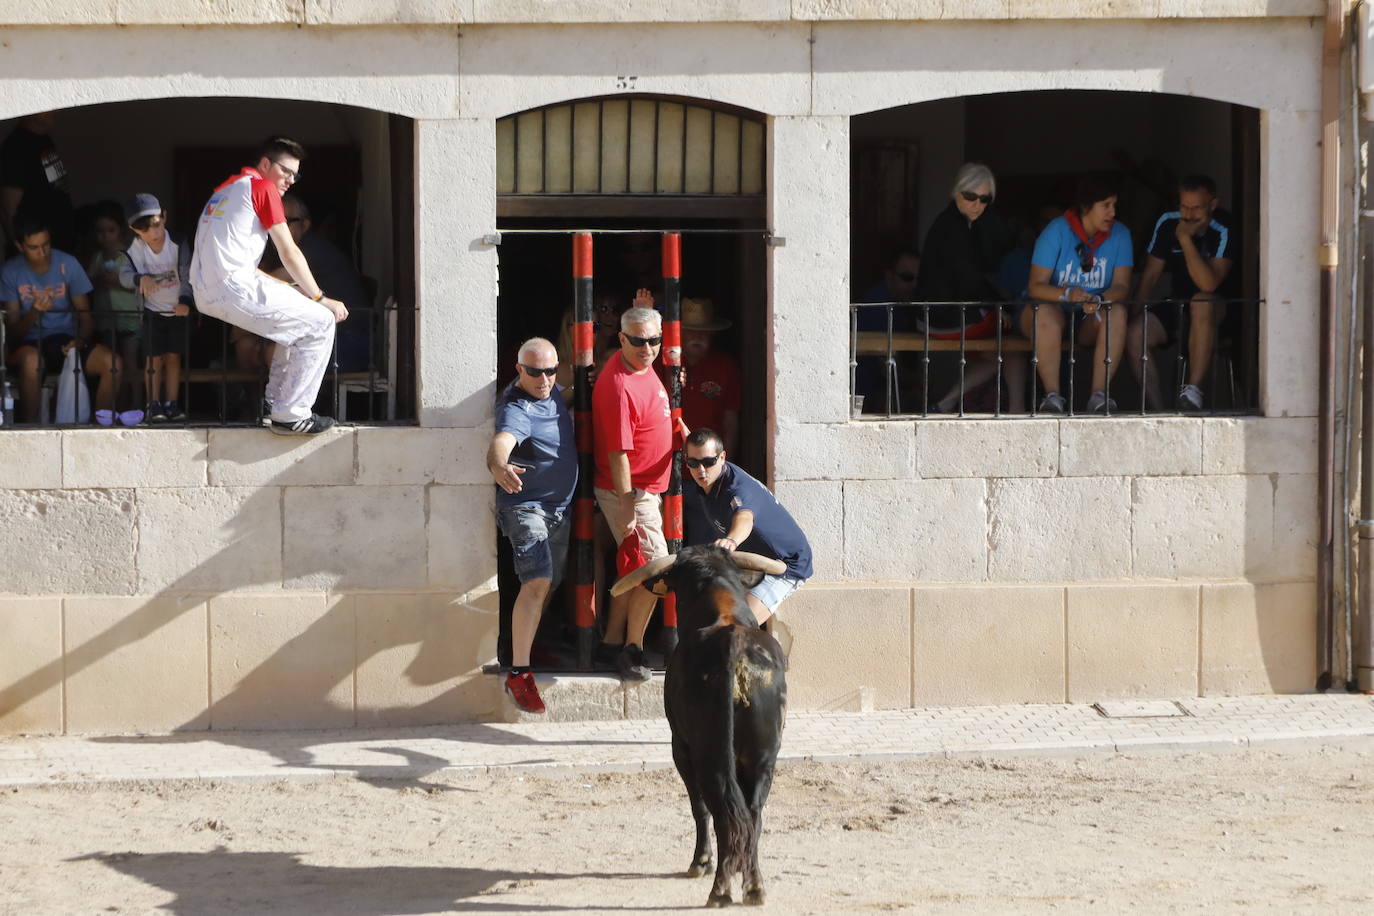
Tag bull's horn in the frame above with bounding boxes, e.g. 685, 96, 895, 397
610, 554, 679, 597
731, 551, 787, 575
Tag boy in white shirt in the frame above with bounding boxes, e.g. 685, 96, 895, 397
121, 193, 194, 422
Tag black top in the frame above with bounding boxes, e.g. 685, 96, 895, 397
1145, 207, 1239, 300
914, 201, 1014, 303
0, 125, 73, 249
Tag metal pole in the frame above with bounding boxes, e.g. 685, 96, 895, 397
1359, 191, 1374, 692
660, 231, 683, 658
571, 232, 598, 669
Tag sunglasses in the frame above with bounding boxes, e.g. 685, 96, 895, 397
1074, 242, 1095, 274
520, 364, 558, 377
895, 270, 916, 283
960, 190, 993, 205
685, 454, 722, 469
623, 334, 662, 348
131, 216, 164, 231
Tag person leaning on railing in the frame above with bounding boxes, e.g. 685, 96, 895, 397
1022, 174, 1134, 415
1123, 174, 1237, 412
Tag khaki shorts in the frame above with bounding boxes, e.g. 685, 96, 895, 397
594, 487, 669, 561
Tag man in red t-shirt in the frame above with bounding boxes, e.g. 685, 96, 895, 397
593, 303, 674, 682
679, 297, 740, 457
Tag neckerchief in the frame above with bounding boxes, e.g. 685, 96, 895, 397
1064, 208, 1110, 260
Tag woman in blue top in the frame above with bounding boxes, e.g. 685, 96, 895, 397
1021, 175, 1134, 414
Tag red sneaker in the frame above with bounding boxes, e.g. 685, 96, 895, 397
504, 671, 546, 714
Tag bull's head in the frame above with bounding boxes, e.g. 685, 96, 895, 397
610, 546, 786, 598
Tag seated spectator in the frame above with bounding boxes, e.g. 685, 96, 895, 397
916, 162, 1025, 413
1124, 174, 1236, 411
1023, 175, 1134, 415
1, 214, 119, 422
853, 246, 920, 411
1, 112, 75, 253
85, 201, 144, 410
259, 194, 373, 372
122, 194, 194, 422
679, 298, 740, 456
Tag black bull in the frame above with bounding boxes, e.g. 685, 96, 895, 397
613, 545, 787, 907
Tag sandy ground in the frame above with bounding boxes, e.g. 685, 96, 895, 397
2, 748, 1373, 914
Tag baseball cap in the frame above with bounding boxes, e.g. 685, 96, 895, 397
126, 193, 162, 224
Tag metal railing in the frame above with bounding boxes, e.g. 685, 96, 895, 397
0, 301, 412, 428
850, 298, 1263, 418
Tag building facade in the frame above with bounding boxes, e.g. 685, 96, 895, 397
0, 2, 1332, 735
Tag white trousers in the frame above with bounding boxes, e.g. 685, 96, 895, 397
195, 277, 336, 422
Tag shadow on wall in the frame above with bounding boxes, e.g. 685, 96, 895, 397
0, 428, 501, 741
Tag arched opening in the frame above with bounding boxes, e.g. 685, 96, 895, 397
850, 90, 1260, 417
491, 95, 769, 671
1, 98, 416, 425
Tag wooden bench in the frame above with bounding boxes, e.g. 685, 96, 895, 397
854, 331, 1091, 355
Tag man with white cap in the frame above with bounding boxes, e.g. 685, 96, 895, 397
189, 136, 347, 435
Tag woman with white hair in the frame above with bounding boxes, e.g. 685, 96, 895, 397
915, 162, 1022, 412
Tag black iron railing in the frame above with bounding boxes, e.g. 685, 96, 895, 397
850, 298, 1263, 418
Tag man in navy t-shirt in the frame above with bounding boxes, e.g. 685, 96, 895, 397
1125, 174, 1237, 412
682, 427, 812, 625
486, 336, 578, 714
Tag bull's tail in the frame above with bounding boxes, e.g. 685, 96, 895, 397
717, 630, 755, 880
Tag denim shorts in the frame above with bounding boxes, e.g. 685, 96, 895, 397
749, 573, 805, 615
496, 504, 570, 586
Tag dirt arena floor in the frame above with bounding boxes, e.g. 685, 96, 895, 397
2, 748, 1372, 914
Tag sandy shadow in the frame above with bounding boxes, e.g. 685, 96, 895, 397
73, 848, 691, 914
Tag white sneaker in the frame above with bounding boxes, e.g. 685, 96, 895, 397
1177, 384, 1204, 411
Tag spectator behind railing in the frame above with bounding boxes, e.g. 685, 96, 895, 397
1023, 174, 1134, 415
1, 213, 119, 423
853, 245, 920, 410
122, 193, 195, 423
916, 162, 1025, 413
0, 111, 75, 252
85, 200, 144, 411
1124, 174, 1238, 412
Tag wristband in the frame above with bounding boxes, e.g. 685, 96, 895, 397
1059, 288, 1071, 302
723, 537, 737, 547
310, 291, 324, 302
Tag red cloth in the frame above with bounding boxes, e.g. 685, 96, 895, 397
1064, 208, 1109, 259
593, 353, 673, 493
616, 528, 648, 577
681, 350, 741, 438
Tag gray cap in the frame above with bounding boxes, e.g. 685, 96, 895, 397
126, 193, 161, 224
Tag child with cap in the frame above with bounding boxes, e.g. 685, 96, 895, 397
120, 192, 195, 422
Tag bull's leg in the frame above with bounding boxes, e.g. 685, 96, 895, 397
707, 832, 733, 908
672, 736, 713, 877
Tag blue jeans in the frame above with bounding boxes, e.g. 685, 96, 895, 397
749, 573, 805, 615
497, 504, 570, 586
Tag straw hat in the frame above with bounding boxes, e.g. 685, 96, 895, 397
681, 297, 731, 331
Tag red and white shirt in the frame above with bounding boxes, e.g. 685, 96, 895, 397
189, 167, 285, 303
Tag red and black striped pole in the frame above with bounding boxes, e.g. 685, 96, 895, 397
571, 232, 598, 669
660, 232, 683, 657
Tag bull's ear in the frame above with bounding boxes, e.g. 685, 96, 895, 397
736, 569, 765, 589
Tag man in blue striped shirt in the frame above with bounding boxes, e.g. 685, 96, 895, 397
1125, 174, 1237, 412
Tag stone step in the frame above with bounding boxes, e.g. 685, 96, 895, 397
488, 671, 666, 723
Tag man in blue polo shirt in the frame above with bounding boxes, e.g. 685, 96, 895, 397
682, 428, 812, 625
486, 337, 577, 714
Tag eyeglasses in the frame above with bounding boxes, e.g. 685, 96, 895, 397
520, 364, 558, 377
685, 454, 722, 469
895, 270, 916, 283
1074, 242, 1095, 274
623, 334, 662, 348
960, 190, 993, 205
268, 159, 299, 183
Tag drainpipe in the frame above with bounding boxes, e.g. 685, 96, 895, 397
1358, 2, 1374, 692
1318, 1, 1346, 691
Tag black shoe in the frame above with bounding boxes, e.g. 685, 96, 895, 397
616, 645, 651, 683
593, 641, 623, 671
162, 401, 187, 422
146, 401, 168, 423
269, 413, 336, 436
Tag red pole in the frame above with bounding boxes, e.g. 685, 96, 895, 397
660, 232, 683, 656
572, 232, 598, 668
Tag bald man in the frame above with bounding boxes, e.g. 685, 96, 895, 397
487, 337, 578, 714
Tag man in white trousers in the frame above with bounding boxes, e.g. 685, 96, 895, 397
189, 137, 347, 434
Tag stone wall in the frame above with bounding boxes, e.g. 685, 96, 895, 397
0, 14, 1329, 733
